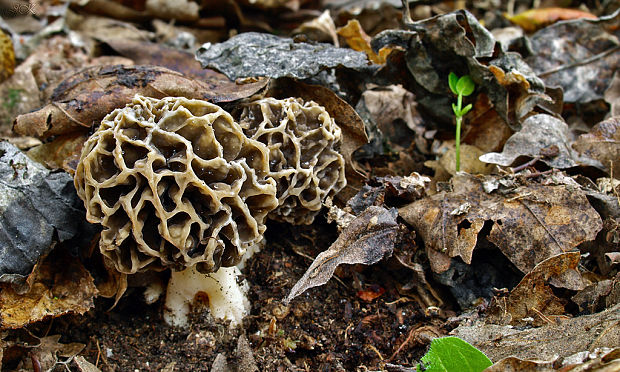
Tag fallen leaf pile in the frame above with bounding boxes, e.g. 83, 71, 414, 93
0, 0, 619, 370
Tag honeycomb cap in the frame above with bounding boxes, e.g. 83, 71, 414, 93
236, 97, 346, 225
74, 95, 278, 274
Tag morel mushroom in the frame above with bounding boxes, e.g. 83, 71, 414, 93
74, 94, 278, 275
236, 97, 346, 225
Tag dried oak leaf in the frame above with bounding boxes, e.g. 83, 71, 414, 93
284, 206, 398, 304
572, 117, 620, 176
479, 114, 602, 169
398, 173, 602, 275
0, 249, 98, 329
13, 64, 261, 140
526, 9, 620, 103
487, 252, 580, 326
195, 32, 370, 80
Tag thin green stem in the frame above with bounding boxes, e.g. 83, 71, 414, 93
455, 92, 463, 172
455, 115, 461, 172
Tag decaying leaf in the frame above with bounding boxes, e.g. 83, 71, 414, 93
26, 132, 89, 172
526, 9, 620, 104
101, 38, 269, 95
293, 10, 339, 45
0, 248, 98, 329
488, 252, 581, 326
572, 117, 620, 176
337, 19, 391, 64
372, 10, 554, 129
453, 303, 620, 362
605, 71, 620, 116
480, 114, 602, 169
0, 142, 95, 284
284, 206, 398, 304
506, 7, 597, 32
195, 32, 370, 80
399, 173, 602, 274
13, 64, 266, 139
1, 333, 85, 371
486, 347, 620, 372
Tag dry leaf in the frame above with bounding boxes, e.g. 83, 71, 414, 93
488, 252, 580, 326
572, 117, 620, 176
0, 249, 98, 329
480, 114, 601, 169
337, 19, 391, 64
399, 173, 602, 274
284, 207, 398, 304
13, 64, 266, 139
506, 7, 597, 32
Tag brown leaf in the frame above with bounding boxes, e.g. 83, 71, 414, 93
0, 249, 98, 329
284, 207, 398, 304
101, 39, 269, 99
488, 252, 580, 326
572, 117, 620, 176
264, 78, 369, 202
399, 173, 602, 274
506, 7, 597, 32
453, 303, 620, 362
26, 132, 89, 173
13, 64, 267, 139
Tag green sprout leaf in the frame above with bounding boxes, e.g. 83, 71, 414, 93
452, 103, 459, 116
456, 75, 475, 96
460, 103, 473, 116
417, 337, 492, 372
448, 72, 459, 95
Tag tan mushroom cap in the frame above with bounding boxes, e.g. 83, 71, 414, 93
74, 95, 278, 274
236, 97, 346, 225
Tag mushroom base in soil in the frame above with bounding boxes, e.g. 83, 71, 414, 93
73, 94, 345, 327
164, 265, 250, 327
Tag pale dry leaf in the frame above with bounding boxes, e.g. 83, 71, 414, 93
284, 206, 398, 304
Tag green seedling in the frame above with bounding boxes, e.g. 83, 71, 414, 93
417, 336, 492, 372
448, 72, 475, 172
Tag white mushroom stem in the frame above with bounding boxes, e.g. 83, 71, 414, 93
164, 265, 250, 327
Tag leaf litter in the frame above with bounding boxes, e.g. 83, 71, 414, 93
1, 0, 620, 370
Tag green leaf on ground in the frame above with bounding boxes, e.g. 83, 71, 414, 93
418, 337, 492, 372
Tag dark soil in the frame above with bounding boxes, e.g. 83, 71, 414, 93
35, 218, 453, 371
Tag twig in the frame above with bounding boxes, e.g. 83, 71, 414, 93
539, 45, 620, 78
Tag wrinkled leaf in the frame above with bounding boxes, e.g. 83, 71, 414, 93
284, 206, 398, 304
506, 7, 597, 32
399, 173, 602, 274
26, 132, 89, 172
372, 10, 554, 129
196, 32, 370, 80
488, 252, 581, 326
479, 114, 602, 169
572, 117, 620, 176
13, 64, 264, 139
294, 10, 339, 45
453, 303, 620, 362
486, 347, 620, 372
419, 337, 492, 372
0, 249, 98, 329
0, 142, 95, 283
526, 10, 619, 103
